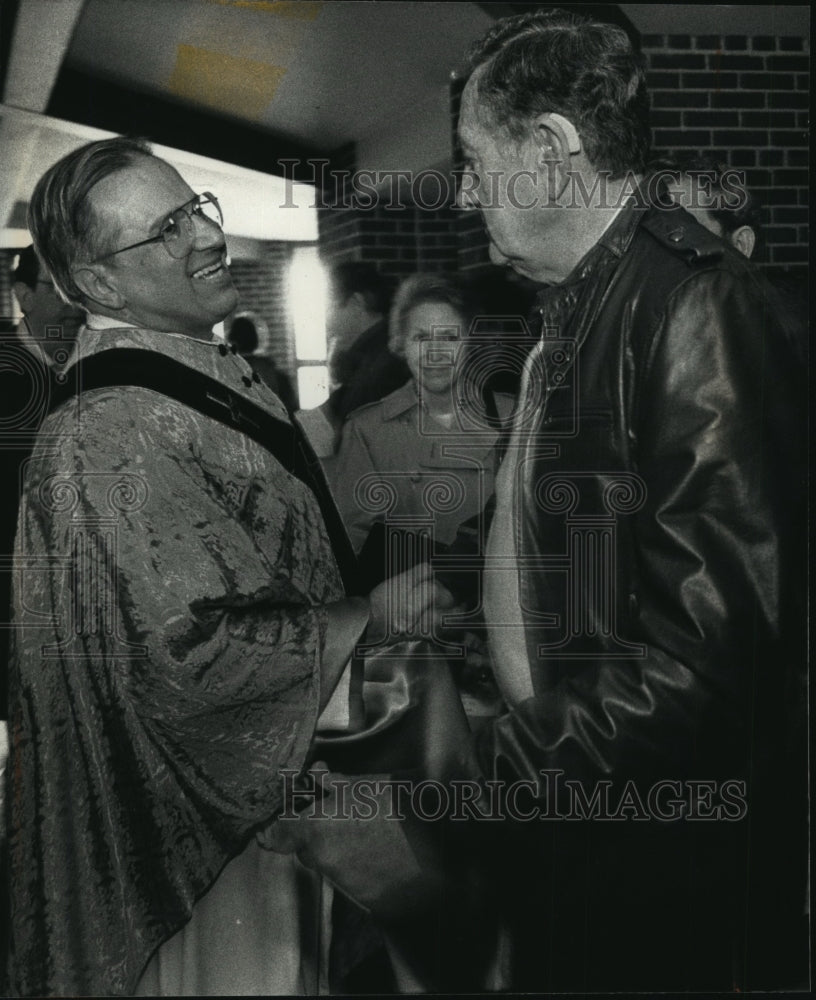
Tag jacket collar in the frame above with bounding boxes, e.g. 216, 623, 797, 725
381, 379, 419, 420
379, 379, 492, 423
596, 181, 651, 259
379, 379, 502, 453
532, 179, 652, 317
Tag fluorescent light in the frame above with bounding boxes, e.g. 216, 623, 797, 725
297, 365, 330, 409
289, 245, 328, 361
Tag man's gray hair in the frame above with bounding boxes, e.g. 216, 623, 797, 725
27, 137, 154, 305
466, 8, 650, 178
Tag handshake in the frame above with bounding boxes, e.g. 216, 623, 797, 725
320, 527, 471, 712
363, 560, 459, 648
355, 515, 489, 646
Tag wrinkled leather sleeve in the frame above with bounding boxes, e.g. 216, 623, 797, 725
477, 267, 803, 788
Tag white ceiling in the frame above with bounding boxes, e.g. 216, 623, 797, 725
17, 2, 809, 162
621, 4, 809, 37
63, 0, 496, 149
57, 2, 813, 151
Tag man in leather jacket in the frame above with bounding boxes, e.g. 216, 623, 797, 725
456, 9, 807, 991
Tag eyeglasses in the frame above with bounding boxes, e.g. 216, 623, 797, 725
93, 192, 223, 261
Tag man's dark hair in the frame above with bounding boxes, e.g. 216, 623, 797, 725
466, 8, 650, 177
228, 315, 260, 355
657, 152, 762, 238
27, 136, 154, 306
12, 245, 40, 291
330, 262, 396, 316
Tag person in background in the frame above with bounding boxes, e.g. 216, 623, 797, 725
654, 152, 806, 363
227, 310, 298, 412
296, 262, 409, 458
10, 244, 85, 367
332, 272, 512, 552
653, 152, 761, 257
0, 246, 85, 975
1, 247, 85, 712
332, 273, 514, 724
0, 244, 85, 991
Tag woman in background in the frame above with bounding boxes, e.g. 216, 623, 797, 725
332, 274, 511, 549
331, 273, 513, 724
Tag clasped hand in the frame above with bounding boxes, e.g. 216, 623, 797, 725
364, 562, 458, 645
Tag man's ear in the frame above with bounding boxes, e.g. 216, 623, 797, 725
538, 113, 581, 155
12, 281, 34, 314
532, 112, 582, 199
729, 225, 756, 259
71, 264, 126, 311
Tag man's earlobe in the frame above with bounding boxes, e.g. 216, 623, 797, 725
72, 265, 125, 310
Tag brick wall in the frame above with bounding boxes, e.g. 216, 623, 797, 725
317, 142, 460, 276
228, 242, 296, 377
645, 33, 809, 269
320, 204, 459, 276
0, 250, 18, 324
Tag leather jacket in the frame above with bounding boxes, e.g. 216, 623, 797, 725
476, 197, 807, 990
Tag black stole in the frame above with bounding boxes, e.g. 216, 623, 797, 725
47, 347, 361, 593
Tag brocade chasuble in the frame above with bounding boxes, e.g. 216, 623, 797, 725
7, 326, 342, 995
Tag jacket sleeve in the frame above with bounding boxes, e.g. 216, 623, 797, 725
331, 416, 382, 554
477, 267, 804, 790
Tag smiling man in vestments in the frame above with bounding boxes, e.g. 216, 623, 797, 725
5, 137, 445, 996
